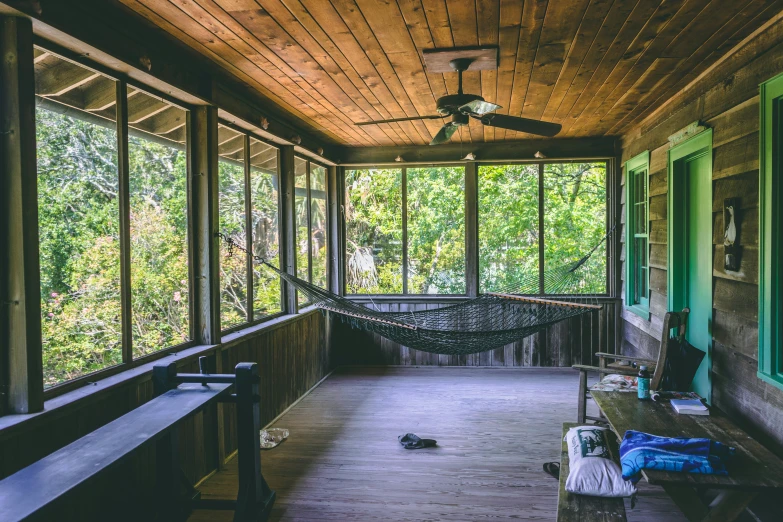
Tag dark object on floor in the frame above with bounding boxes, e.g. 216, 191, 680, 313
398, 433, 437, 449
543, 461, 560, 480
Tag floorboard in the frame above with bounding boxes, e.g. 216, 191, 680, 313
189, 366, 686, 521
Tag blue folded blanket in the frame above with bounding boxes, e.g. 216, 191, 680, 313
619, 430, 735, 483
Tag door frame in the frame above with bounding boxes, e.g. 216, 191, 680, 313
667, 129, 713, 398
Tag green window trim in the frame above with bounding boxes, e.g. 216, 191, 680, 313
624, 151, 650, 320
759, 73, 783, 390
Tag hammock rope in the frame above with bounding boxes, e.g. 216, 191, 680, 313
219, 229, 613, 355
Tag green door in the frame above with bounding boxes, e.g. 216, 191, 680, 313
668, 130, 713, 403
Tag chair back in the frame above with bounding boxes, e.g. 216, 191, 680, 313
650, 308, 690, 389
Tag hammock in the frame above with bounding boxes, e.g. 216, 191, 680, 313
221, 231, 611, 356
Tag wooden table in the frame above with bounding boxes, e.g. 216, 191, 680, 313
592, 390, 783, 522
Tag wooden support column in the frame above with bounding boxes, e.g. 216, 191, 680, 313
465, 161, 479, 297
327, 165, 342, 295
188, 105, 221, 344
0, 16, 43, 414
278, 145, 298, 313
116, 80, 132, 363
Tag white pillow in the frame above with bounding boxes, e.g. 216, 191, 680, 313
564, 425, 637, 497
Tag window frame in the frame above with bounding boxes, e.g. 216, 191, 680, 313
344, 164, 468, 297
294, 156, 330, 305
759, 73, 783, 390
624, 151, 651, 319
217, 120, 285, 334
478, 159, 611, 298
34, 48, 200, 397
344, 160, 611, 298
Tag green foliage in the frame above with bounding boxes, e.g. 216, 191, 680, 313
479, 164, 540, 292
37, 106, 193, 386
346, 163, 607, 297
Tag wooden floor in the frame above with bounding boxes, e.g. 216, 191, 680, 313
189, 367, 686, 521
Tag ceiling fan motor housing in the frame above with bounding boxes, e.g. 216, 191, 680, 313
436, 93, 484, 116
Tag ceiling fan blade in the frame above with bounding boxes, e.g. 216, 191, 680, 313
459, 99, 501, 115
479, 114, 562, 137
430, 123, 459, 145
355, 115, 443, 126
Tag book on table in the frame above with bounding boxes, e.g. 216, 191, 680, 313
670, 398, 709, 416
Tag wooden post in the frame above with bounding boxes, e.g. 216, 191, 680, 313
116, 79, 133, 363
188, 106, 221, 344
234, 363, 275, 521
538, 162, 545, 295
401, 167, 408, 294
0, 16, 43, 414
327, 165, 341, 295
278, 145, 297, 313
464, 161, 479, 297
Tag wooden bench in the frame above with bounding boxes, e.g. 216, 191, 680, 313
0, 360, 275, 522
557, 422, 627, 522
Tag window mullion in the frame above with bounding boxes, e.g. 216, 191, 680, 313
538, 162, 545, 295
243, 134, 253, 323
306, 161, 313, 284
116, 79, 132, 364
402, 167, 409, 295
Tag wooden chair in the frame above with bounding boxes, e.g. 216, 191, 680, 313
572, 308, 689, 424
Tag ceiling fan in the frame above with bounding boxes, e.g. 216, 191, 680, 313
355, 58, 562, 145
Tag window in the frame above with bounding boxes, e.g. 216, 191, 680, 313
294, 157, 329, 304
249, 137, 282, 320
217, 126, 282, 329
128, 90, 190, 357
479, 164, 539, 293
759, 73, 783, 389
479, 162, 608, 295
344, 166, 466, 295
624, 151, 650, 318
36, 51, 122, 386
407, 167, 465, 294
218, 124, 248, 330
345, 168, 403, 294
34, 45, 196, 389
544, 163, 607, 294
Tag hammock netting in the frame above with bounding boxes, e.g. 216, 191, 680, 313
221, 230, 612, 356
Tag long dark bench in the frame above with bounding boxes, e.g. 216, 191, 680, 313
557, 422, 627, 522
0, 360, 275, 522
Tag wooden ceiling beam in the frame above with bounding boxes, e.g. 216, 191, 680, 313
218, 134, 244, 156
337, 137, 617, 165
35, 59, 100, 96
130, 105, 186, 135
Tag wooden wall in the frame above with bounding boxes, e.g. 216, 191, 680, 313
0, 309, 332, 521
618, 15, 783, 456
333, 298, 621, 368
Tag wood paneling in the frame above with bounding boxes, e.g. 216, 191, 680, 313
618, 14, 783, 520
332, 298, 620, 368
107, 0, 777, 146
0, 310, 332, 521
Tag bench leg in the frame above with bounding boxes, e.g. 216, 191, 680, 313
662, 485, 756, 522
234, 363, 276, 522
577, 370, 587, 424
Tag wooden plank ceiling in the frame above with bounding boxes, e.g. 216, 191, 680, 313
114, 0, 780, 146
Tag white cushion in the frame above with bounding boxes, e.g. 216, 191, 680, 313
564, 425, 637, 497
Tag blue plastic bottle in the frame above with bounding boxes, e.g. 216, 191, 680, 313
637, 365, 651, 400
